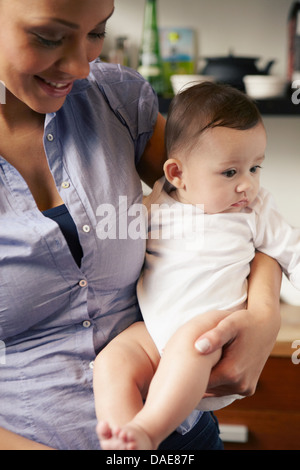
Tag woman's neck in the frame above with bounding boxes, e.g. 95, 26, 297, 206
0, 89, 45, 133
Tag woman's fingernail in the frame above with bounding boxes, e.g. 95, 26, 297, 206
195, 338, 211, 353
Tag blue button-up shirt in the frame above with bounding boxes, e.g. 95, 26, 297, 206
0, 61, 158, 449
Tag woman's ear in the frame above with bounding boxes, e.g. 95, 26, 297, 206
163, 158, 185, 189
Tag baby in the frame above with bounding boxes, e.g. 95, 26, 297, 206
94, 82, 300, 450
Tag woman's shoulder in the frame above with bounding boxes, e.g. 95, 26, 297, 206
86, 60, 158, 138
69, 60, 157, 107
88, 60, 156, 104
89, 59, 146, 85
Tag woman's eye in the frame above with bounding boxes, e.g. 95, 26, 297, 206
250, 165, 262, 173
34, 34, 63, 48
222, 169, 236, 178
32, 29, 106, 48
88, 31, 107, 41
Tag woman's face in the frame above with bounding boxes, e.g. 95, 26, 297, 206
0, 0, 114, 113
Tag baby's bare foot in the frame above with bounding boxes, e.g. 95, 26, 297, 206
117, 423, 155, 450
96, 421, 112, 444
96, 421, 155, 450
96, 421, 124, 450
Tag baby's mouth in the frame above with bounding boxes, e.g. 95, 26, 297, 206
231, 199, 249, 207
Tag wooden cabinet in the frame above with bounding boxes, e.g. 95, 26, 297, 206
215, 303, 300, 450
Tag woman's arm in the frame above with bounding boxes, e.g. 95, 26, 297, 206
0, 427, 53, 450
195, 252, 282, 397
136, 112, 166, 188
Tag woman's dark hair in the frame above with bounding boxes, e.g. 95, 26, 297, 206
165, 81, 262, 158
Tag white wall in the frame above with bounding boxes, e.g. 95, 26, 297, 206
104, 0, 292, 75
262, 117, 300, 227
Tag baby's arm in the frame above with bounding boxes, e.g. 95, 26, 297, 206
196, 252, 282, 397
254, 189, 300, 287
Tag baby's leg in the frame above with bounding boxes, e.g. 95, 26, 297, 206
125, 315, 222, 449
93, 322, 160, 449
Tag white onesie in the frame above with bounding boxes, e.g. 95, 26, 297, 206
137, 177, 300, 411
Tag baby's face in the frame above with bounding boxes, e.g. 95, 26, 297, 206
178, 122, 267, 214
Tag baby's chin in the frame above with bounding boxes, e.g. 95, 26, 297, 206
214, 205, 248, 214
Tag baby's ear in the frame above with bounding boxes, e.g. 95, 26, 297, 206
163, 159, 185, 189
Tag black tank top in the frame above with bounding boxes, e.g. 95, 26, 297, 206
43, 204, 83, 268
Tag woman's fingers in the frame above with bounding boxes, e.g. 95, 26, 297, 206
194, 310, 236, 354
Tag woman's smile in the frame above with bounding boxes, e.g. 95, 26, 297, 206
34, 75, 74, 98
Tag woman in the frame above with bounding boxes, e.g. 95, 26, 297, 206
0, 0, 281, 450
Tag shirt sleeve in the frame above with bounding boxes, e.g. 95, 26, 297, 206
253, 188, 300, 288
89, 60, 159, 165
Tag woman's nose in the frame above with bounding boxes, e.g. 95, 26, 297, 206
57, 42, 91, 80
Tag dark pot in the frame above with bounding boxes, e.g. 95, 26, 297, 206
201, 54, 275, 90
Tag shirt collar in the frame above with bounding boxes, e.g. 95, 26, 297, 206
69, 77, 91, 95
44, 70, 93, 126
68, 59, 97, 95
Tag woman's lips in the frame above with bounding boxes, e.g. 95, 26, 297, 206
35, 76, 74, 98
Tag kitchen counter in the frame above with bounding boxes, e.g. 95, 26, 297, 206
215, 302, 300, 450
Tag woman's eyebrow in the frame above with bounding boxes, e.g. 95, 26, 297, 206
37, 7, 115, 31
48, 18, 80, 29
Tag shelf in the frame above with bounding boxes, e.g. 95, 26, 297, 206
253, 97, 300, 116
158, 95, 300, 116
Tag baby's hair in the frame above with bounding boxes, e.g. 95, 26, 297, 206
165, 81, 262, 158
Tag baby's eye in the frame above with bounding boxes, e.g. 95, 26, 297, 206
250, 165, 262, 174
222, 169, 236, 178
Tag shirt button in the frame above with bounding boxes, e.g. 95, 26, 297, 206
79, 279, 88, 287
83, 225, 90, 233
47, 133, 54, 142
83, 320, 91, 328
61, 181, 70, 189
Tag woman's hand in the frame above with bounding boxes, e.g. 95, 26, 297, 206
196, 307, 280, 397
194, 253, 282, 397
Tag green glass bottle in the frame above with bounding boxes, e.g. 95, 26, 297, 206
138, 0, 164, 95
